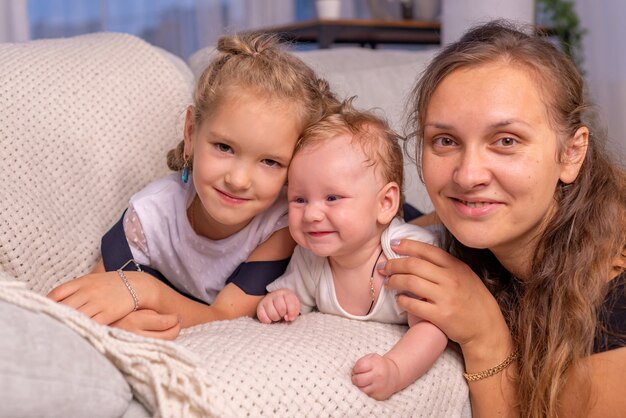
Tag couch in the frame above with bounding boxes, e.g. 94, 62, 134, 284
0, 32, 470, 417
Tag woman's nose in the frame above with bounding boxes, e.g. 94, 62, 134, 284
452, 147, 491, 190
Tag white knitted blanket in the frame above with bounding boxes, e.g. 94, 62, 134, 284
0, 277, 470, 418
0, 278, 216, 418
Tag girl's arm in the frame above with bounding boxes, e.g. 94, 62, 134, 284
49, 228, 295, 333
137, 227, 296, 328
381, 238, 518, 417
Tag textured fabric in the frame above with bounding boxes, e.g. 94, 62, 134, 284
0, 299, 132, 418
101, 210, 172, 287
177, 312, 471, 418
0, 278, 471, 418
0, 33, 193, 293
102, 211, 290, 299
268, 218, 437, 324
126, 173, 289, 303
0, 279, 216, 418
225, 258, 291, 296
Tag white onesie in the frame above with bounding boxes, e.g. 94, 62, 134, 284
267, 218, 438, 324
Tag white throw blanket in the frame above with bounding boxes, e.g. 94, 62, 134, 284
0, 279, 216, 418
0, 278, 471, 418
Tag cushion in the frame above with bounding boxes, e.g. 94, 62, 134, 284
0, 299, 132, 418
0, 33, 194, 293
177, 312, 471, 417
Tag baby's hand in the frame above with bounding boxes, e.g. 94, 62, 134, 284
256, 289, 301, 324
351, 353, 401, 401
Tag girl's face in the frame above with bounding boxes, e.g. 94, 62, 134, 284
185, 92, 300, 239
421, 62, 578, 271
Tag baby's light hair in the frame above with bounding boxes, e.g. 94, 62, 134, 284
167, 32, 336, 171
296, 98, 405, 216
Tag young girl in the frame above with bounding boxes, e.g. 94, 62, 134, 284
48, 33, 335, 340
382, 21, 626, 417
256, 100, 448, 400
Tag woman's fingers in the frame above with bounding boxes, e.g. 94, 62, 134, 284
383, 256, 445, 287
395, 293, 438, 324
388, 238, 456, 268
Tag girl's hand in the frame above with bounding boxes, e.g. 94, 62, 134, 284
111, 309, 181, 340
47, 271, 139, 325
256, 289, 301, 324
381, 239, 511, 356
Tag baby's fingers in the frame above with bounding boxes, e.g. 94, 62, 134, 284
284, 293, 301, 321
271, 295, 290, 320
351, 354, 378, 388
352, 353, 376, 375
257, 302, 275, 324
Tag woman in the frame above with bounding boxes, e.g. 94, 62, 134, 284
382, 20, 626, 417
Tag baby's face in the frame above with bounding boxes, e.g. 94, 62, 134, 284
287, 134, 385, 258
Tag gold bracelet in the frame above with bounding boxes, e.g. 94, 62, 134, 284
463, 349, 519, 382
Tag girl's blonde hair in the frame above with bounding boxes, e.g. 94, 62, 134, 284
297, 98, 405, 217
167, 32, 335, 170
408, 20, 626, 417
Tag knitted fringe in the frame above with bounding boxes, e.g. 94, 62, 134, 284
0, 278, 215, 418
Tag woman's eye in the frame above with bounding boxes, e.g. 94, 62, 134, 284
215, 143, 232, 153
496, 137, 518, 147
432, 136, 456, 147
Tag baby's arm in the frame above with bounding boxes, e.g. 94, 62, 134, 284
352, 320, 448, 400
257, 288, 301, 323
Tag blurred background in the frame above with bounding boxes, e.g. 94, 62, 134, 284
1, 0, 624, 161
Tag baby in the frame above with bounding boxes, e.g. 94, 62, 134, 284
257, 100, 448, 400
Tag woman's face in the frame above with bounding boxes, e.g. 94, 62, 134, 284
421, 62, 573, 269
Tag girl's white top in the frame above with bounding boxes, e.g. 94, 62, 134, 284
124, 173, 289, 303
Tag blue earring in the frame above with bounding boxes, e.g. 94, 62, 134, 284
181, 155, 190, 184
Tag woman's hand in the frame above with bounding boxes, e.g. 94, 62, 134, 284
381, 239, 512, 358
48, 271, 140, 325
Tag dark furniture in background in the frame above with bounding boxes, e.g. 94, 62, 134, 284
258, 18, 441, 49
